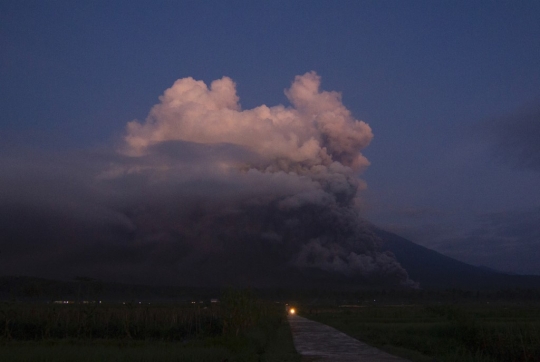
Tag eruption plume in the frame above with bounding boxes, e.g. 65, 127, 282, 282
115, 72, 414, 287
124, 71, 371, 173
0, 72, 415, 287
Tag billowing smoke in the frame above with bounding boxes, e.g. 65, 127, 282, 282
0, 72, 415, 288
124, 71, 371, 172
110, 71, 415, 287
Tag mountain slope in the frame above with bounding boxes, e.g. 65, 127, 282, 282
373, 227, 540, 289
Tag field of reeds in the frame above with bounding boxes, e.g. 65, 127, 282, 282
302, 303, 540, 362
0, 289, 299, 362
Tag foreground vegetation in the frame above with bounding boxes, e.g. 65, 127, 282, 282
4, 281, 540, 362
302, 302, 540, 362
0, 289, 299, 362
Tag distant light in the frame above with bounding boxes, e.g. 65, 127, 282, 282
289, 308, 296, 315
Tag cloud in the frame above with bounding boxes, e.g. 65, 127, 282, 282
485, 104, 540, 171
0, 72, 415, 287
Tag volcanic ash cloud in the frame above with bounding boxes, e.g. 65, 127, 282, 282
0, 72, 414, 286
111, 72, 414, 286
124, 71, 372, 172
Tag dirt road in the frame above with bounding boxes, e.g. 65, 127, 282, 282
288, 314, 411, 362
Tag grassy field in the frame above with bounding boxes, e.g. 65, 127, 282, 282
0, 290, 299, 362
301, 302, 540, 362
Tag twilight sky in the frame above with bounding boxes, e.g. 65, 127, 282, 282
1, 1, 539, 278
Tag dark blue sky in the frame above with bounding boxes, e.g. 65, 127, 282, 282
1, 0, 540, 275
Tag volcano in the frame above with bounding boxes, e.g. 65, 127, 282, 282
2, 73, 538, 292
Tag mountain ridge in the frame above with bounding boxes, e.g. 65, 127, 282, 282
373, 227, 540, 290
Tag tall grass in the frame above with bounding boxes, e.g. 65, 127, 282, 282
1, 301, 222, 341
0, 290, 300, 361
304, 304, 540, 362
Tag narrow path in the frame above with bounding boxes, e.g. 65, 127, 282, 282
287, 314, 410, 362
